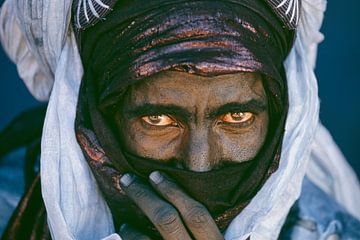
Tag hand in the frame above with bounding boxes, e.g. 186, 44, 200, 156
119, 171, 224, 240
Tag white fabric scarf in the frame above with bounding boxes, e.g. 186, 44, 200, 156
1, 0, 360, 239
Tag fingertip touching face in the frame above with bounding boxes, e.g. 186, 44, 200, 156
116, 71, 269, 172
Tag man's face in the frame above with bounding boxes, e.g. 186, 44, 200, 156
116, 71, 269, 172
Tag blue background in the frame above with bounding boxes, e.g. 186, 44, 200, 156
0, 1, 359, 177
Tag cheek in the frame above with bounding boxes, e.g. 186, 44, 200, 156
216, 113, 269, 162
119, 120, 183, 161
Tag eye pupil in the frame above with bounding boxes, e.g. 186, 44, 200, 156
231, 112, 245, 120
149, 115, 162, 123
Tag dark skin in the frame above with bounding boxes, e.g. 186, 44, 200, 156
115, 71, 269, 239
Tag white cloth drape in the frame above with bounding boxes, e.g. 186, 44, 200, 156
1, 0, 359, 239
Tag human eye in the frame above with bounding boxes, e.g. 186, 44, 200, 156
218, 112, 254, 126
141, 115, 178, 127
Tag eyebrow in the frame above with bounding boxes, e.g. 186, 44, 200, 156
125, 99, 267, 120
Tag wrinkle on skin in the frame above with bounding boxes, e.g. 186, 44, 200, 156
116, 71, 269, 172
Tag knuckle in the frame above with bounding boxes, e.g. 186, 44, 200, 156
185, 205, 211, 227
162, 186, 176, 197
132, 187, 149, 200
153, 206, 181, 233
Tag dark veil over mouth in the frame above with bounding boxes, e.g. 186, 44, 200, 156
75, 0, 294, 237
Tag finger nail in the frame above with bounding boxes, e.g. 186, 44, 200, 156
120, 173, 135, 187
149, 171, 163, 184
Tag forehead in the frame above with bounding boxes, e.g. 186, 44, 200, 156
127, 71, 266, 105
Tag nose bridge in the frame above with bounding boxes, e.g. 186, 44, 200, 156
184, 125, 214, 172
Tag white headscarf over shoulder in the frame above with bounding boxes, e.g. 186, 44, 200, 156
1, 0, 359, 239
